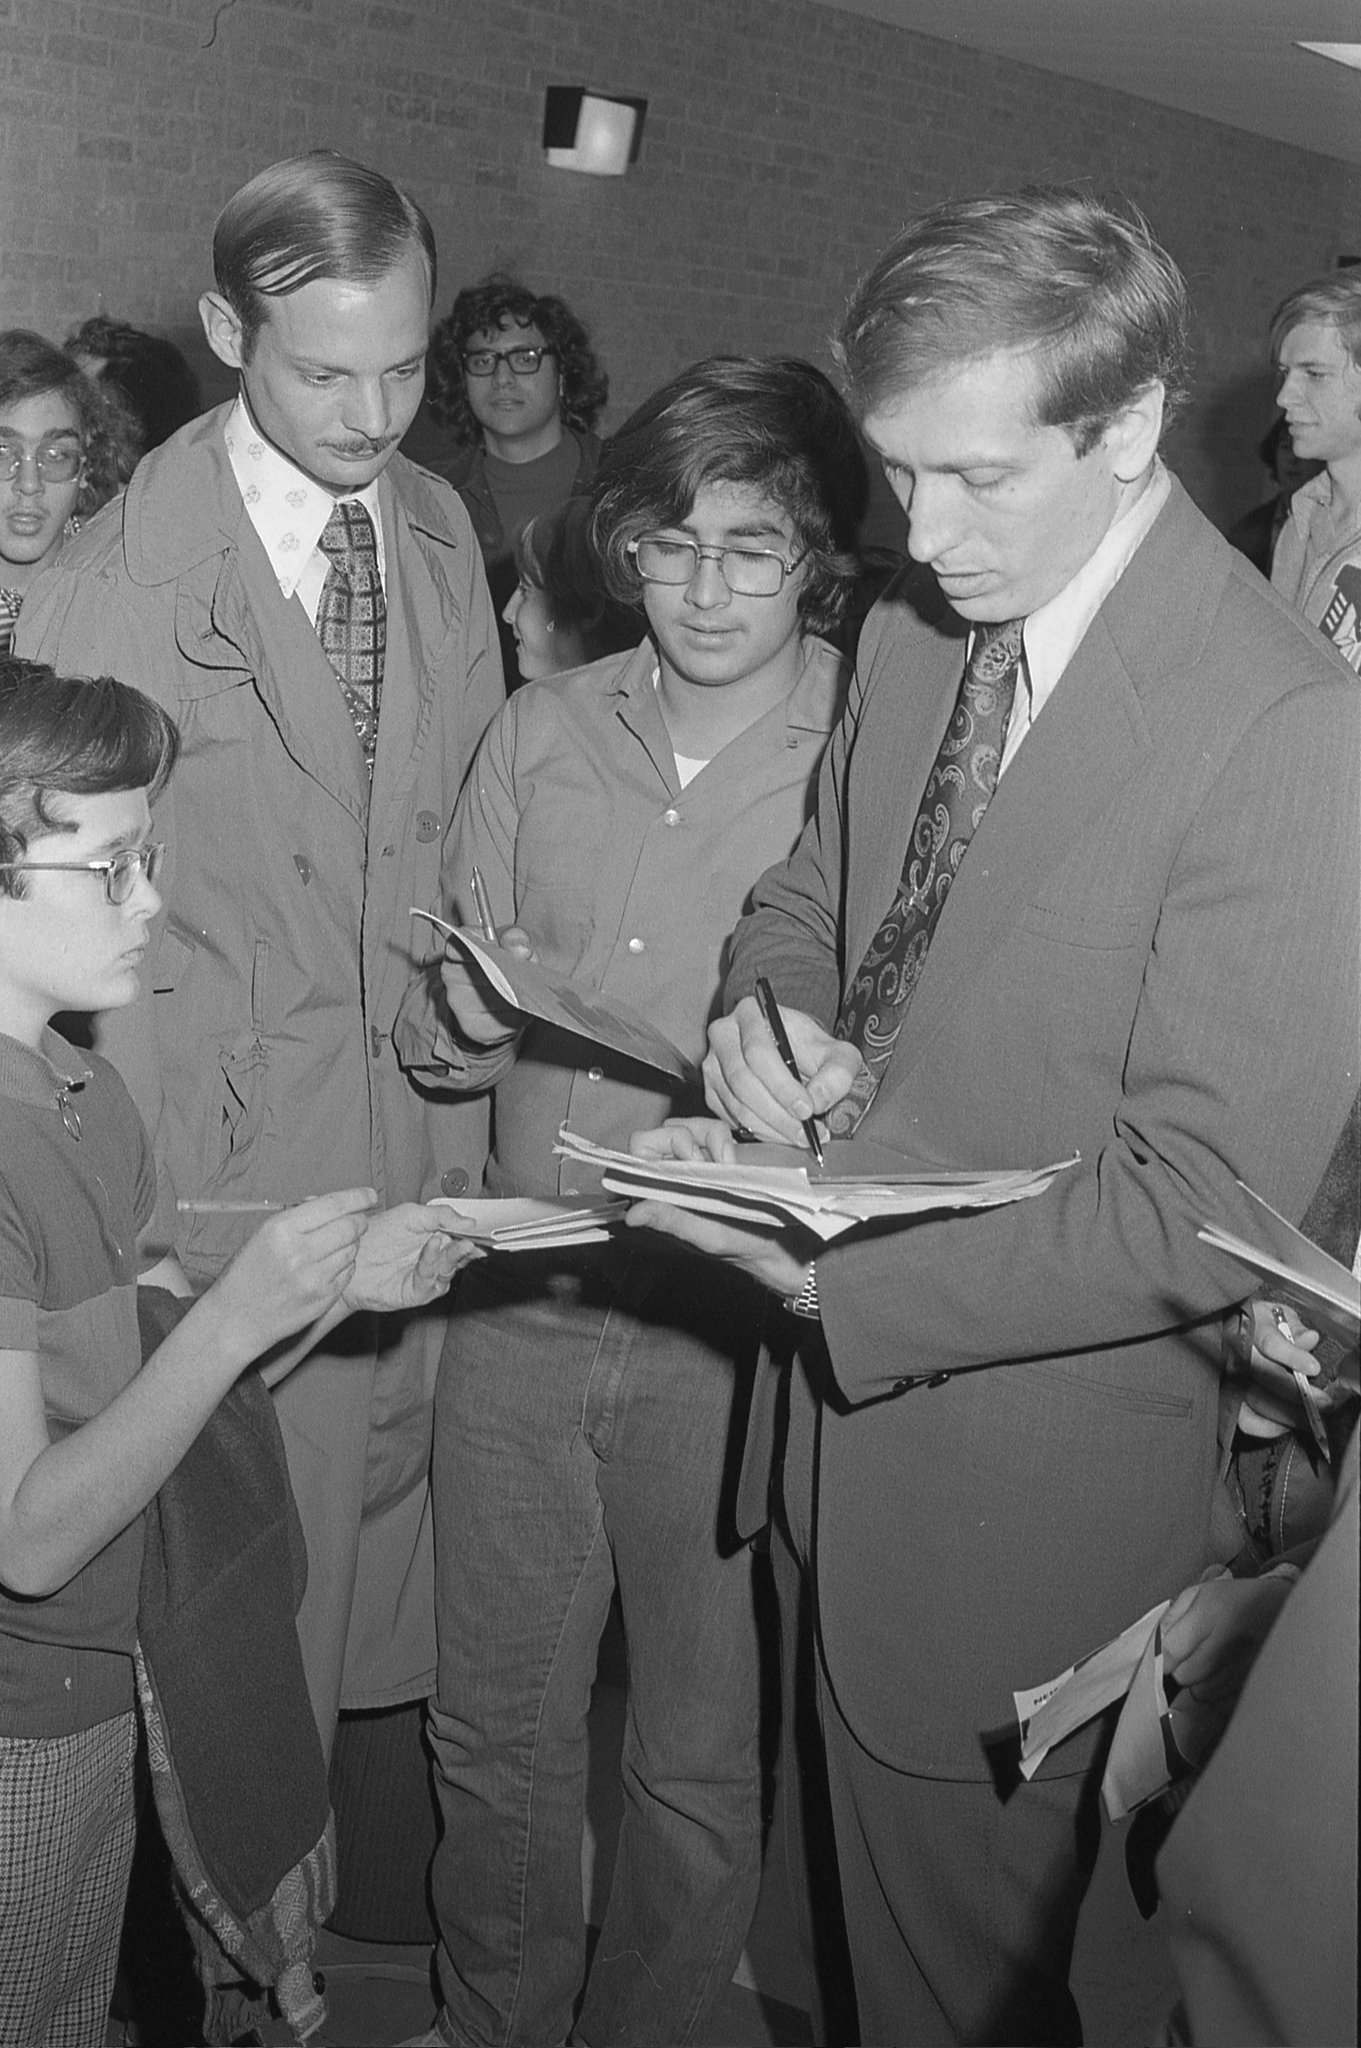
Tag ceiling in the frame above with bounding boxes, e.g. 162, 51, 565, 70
816, 0, 1361, 166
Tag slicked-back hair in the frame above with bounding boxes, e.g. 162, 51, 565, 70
1269, 273, 1361, 372
590, 356, 868, 639
515, 499, 641, 665
0, 659, 179, 895
212, 150, 436, 361
0, 328, 143, 517
837, 186, 1190, 456
427, 273, 608, 444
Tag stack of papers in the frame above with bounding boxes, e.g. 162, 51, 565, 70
430, 1196, 627, 1251
553, 1132, 1076, 1243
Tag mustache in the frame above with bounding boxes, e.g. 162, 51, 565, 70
324, 435, 398, 456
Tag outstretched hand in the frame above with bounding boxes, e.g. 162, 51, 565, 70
630, 1117, 740, 1164
344, 1203, 482, 1311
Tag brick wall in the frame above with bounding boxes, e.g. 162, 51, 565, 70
2, 0, 1356, 522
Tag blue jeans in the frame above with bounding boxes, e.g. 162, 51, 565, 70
428, 1249, 764, 2048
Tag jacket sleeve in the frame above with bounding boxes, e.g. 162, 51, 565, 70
814, 678, 1361, 1403
392, 691, 524, 1092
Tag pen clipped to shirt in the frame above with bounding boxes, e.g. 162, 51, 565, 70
754, 975, 825, 1167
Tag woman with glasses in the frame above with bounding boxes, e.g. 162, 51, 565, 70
400, 357, 866, 2048
0, 332, 141, 656
424, 274, 609, 688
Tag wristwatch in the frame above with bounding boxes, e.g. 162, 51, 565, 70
783, 1261, 820, 1320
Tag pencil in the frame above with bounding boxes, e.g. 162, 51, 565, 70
469, 866, 500, 945
754, 975, 825, 1168
177, 1198, 288, 1213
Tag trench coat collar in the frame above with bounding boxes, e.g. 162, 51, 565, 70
121, 403, 467, 588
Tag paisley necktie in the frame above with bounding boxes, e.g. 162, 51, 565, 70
827, 616, 1025, 1137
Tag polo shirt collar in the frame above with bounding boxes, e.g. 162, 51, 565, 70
0, 1027, 92, 1108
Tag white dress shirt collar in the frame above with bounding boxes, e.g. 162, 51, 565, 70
223, 395, 385, 611
994, 459, 1171, 777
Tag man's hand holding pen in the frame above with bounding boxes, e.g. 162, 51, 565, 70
702, 992, 864, 1150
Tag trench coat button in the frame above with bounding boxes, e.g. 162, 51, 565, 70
440, 1168, 470, 1196
662, 808, 680, 826
627, 937, 645, 953
587, 1066, 604, 1082
370, 1025, 384, 1058
382, 844, 396, 857
293, 855, 312, 884
415, 812, 441, 842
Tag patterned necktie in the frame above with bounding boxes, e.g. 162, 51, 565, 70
316, 499, 386, 774
826, 616, 1026, 1137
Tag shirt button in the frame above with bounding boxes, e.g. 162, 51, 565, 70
587, 1066, 604, 1082
663, 808, 680, 826
440, 1168, 470, 1196
627, 937, 645, 953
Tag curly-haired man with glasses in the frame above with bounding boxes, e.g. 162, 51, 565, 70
424, 275, 609, 687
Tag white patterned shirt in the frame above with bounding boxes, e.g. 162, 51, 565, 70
222, 395, 386, 627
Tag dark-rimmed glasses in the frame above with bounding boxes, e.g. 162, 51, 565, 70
461, 346, 555, 377
0, 843, 164, 905
627, 535, 807, 597
0, 440, 84, 484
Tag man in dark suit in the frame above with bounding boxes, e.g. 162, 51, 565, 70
627, 188, 1360, 2044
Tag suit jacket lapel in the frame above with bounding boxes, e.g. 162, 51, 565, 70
857, 614, 1153, 1133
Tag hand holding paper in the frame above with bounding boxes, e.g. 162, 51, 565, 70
411, 911, 694, 1082
439, 918, 536, 1046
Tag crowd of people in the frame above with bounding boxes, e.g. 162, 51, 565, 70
1, 146, 1358, 2048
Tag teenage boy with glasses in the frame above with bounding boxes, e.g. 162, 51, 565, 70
0, 660, 470, 2048
394, 356, 865, 2048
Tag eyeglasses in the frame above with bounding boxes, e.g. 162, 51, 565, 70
461, 345, 555, 378
627, 536, 807, 597
0, 441, 84, 483
0, 843, 164, 905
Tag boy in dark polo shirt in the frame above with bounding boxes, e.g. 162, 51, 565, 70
0, 659, 467, 2046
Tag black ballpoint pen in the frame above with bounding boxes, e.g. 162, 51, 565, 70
754, 975, 825, 1168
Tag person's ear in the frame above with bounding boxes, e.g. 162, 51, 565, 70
199, 291, 248, 373
1105, 382, 1165, 482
